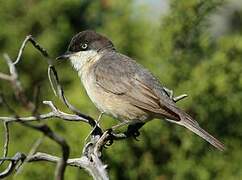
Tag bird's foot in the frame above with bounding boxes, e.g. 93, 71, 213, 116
124, 122, 145, 140
103, 122, 145, 147
103, 128, 125, 147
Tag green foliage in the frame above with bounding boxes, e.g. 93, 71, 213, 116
0, 0, 241, 179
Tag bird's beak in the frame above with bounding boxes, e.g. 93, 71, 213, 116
56, 51, 72, 60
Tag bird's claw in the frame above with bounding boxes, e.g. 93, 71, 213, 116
133, 131, 140, 141
125, 122, 144, 140
104, 123, 144, 147
105, 138, 114, 147
103, 128, 115, 147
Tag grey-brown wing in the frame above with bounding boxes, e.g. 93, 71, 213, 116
93, 52, 179, 119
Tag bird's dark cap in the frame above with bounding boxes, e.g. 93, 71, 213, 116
68, 30, 115, 52
56, 30, 115, 60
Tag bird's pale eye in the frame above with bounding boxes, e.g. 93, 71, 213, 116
81, 43, 88, 50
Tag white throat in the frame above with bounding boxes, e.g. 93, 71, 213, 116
70, 50, 101, 73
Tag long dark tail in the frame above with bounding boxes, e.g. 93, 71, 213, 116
178, 116, 225, 151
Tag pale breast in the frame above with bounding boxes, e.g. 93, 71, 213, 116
80, 67, 150, 122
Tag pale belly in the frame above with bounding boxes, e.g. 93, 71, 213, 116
80, 72, 150, 122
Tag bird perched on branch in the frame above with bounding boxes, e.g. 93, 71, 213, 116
57, 30, 225, 151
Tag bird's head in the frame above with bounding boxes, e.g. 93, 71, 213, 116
56, 30, 115, 71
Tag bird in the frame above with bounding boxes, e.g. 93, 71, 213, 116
56, 30, 225, 151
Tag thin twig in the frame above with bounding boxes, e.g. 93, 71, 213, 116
0, 72, 12, 81
13, 35, 50, 65
3, 54, 35, 110
0, 101, 89, 123
0, 92, 18, 115
32, 84, 41, 114
13, 35, 33, 65
15, 136, 44, 175
48, 66, 96, 124
0, 153, 26, 179
0, 122, 10, 166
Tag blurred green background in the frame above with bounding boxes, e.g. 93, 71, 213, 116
0, 0, 242, 179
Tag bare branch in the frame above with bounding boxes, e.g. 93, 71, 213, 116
13, 35, 32, 65
3, 122, 9, 160
0, 153, 26, 179
28, 129, 111, 180
0, 91, 18, 115
0, 100, 89, 124
173, 94, 188, 102
0, 98, 71, 180
32, 84, 41, 114
3, 54, 35, 110
47, 66, 97, 127
0, 122, 10, 166
163, 87, 188, 103
0, 72, 12, 81
15, 136, 44, 175
0, 148, 109, 180
13, 35, 49, 65
28, 152, 108, 180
